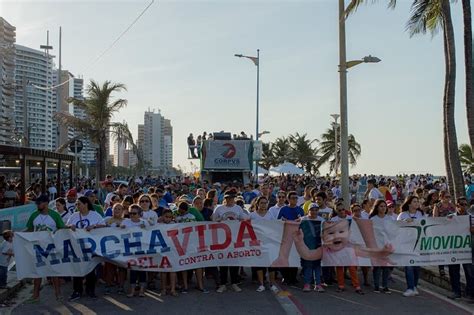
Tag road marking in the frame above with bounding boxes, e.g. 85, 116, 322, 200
102, 295, 134, 311
325, 293, 378, 310
69, 302, 97, 314
273, 285, 308, 315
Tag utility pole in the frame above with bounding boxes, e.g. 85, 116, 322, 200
22, 76, 28, 147
57, 27, 62, 149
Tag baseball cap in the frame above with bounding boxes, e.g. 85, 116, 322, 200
35, 194, 49, 205
66, 188, 77, 197
386, 200, 394, 207
308, 203, 319, 210
224, 192, 236, 199
84, 190, 97, 197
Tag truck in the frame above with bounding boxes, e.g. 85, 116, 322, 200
199, 137, 254, 184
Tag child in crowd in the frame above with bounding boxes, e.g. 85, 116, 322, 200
300, 204, 324, 292
121, 204, 148, 297
160, 209, 178, 296
0, 230, 13, 289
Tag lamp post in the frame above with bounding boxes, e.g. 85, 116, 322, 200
330, 114, 340, 176
339, 0, 381, 208
235, 50, 260, 183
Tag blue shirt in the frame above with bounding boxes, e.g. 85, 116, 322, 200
277, 206, 304, 221
243, 191, 257, 204
104, 207, 113, 217
163, 191, 173, 203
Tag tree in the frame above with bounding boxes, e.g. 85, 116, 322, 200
315, 123, 361, 174
461, 0, 474, 152
346, 0, 465, 199
288, 133, 318, 173
54, 80, 139, 182
259, 142, 275, 170
459, 144, 474, 174
271, 137, 292, 165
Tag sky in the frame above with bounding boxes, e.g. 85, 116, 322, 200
0, 0, 470, 175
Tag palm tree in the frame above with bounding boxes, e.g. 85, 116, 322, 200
259, 142, 275, 170
459, 144, 474, 173
271, 137, 292, 165
346, 0, 465, 199
316, 123, 361, 174
54, 80, 139, 181
288, 132, 318, 173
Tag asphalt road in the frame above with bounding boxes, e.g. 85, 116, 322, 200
7, 269, 474, 315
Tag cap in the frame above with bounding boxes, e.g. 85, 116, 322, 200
386, 200, 394, 207
308, 203, 319, 210
428, 189, 438, 194
35, 194, 50, 205
213, 182, 222, 187
66, 188, 77, 197
84, 190, 96, 197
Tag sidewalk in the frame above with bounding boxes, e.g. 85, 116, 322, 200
0, 269, 24, 304
420, 266, 467, 293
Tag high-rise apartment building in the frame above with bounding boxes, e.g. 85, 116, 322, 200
0, 18, 16, 144
163, 119, 173, 168
142, 110, 173, 170
14, 44, 55, 150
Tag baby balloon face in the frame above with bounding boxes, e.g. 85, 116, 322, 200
322, 220, 350, 251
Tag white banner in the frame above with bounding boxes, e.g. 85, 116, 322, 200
13, 217, 473, 279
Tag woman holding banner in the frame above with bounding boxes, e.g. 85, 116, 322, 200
397, 196, 424, 297
369, 199, 392, 294
67, 196, 104, 301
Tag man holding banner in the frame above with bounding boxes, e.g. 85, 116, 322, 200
25, 194, 64, 304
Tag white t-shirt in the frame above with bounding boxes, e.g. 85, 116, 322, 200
56, 210, 71, 225
318, 207, 333, 221
390, 186, 398, 201
369, 188, 384, 200
175, 213, 196, 223
121, 218, 148, 228
332, 186, 342, 199
101, 216, 123, 227
212, 204, 249, 221
268, 204, 284, 220
297, 196, 308, 207
397, 210, 424, 221
31, 214, 59, 232
142, 210, 158, 226
0, 241, 13, 267
104, 192, 117, 207
67, 211, 103, 228
249, 211, 273, 221
66, 201, 77, 214
360, 210, 370, 219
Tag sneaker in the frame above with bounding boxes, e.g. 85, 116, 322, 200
181, 289, 188, 294
256, 285, 265, 292
216, 285, 227, 293
355, 289, 364, 295
199, 287, 210, 294
315, 285, 325, 293
447, 293, 461, 300
382, 288, 391, 294
373, 288, 381, 293
270, 285, 279, 293
403, 289, 416, 297
414, 287, 420, 296
88, 293, 98, 300
231, 284, 242, 292
69, 292, 81, 302
303, 284, 311, 292
117, 287, 125, 295
336, 287, 345, 293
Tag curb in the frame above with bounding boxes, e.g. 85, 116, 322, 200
0, 280, 24, 303
419, 267, 465, 293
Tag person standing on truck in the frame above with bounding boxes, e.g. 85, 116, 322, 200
187, 133, 197, 158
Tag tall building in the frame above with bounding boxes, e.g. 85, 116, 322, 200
137, 124, 144, 159
14, 44, 55, 150
0, 18, 16, 145
72, 76, 95, 166
113, 139, 127, 167
142, 110, 172, 170
163, 119, 173, 167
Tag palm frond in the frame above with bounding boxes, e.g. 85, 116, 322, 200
53, 112, 93, 134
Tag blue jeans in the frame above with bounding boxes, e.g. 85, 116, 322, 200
373, 267, 389, 290
301, 259, 321, 286
405, 266, 420, 290
0, 266, 7, 288
448, 264, 474, 297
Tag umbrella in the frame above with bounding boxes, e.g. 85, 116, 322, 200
269, 162, 305, 175
258, 167, 269, 175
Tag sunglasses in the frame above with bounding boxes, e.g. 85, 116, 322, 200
129, 212, 139, 215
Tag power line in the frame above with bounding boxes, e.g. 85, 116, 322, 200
33, 0, 155, 91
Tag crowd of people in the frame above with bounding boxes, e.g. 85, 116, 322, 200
1, 172, 474, 304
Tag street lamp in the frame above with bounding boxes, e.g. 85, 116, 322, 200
235, 50, 260, 183
339, 0, 380, 208
330, 114, 340, 176
258, 130, 270, 137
